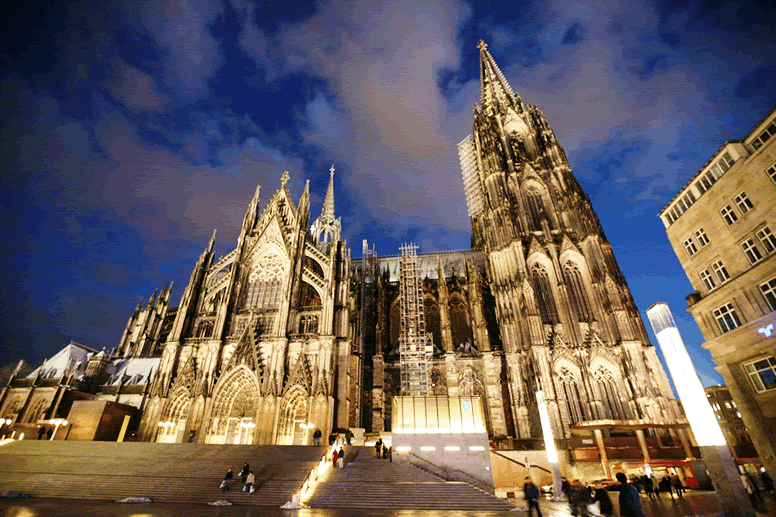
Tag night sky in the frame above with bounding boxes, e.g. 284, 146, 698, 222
1, 0, 774, 388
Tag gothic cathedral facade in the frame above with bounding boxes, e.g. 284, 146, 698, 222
128, 43, 680, 444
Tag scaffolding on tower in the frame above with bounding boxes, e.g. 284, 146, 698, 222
398, 243, 434, 397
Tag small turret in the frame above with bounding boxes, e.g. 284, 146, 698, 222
311, 165, 342, 244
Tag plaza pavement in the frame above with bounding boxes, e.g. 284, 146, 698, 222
1, 490, 773, 517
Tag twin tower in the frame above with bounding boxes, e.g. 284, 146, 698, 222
117, 42, 680, 446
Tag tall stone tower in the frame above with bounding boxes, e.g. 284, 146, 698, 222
458, 41, 680, 438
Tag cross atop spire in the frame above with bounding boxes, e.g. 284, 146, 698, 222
477, 40, 517, 113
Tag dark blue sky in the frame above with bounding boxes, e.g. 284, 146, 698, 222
1, 0, 774, 388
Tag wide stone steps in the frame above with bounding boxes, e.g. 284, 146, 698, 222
305, 447, 514, 510
0, 441, 326, 506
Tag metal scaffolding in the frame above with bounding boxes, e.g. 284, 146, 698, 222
398, 243, 434, 396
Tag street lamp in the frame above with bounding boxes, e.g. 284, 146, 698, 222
536, 390, 562, 498
646, 302, 755, 517
48, 418, 68, 441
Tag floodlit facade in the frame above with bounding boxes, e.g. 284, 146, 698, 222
659, 106, 776, 475
1, 44, 685, 460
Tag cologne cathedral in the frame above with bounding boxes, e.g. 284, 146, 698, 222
1, 43, 680, 445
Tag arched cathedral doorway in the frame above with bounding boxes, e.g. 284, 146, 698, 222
207, 367, 260, 444
277, 390, 309, 445
157, 389, 190, 443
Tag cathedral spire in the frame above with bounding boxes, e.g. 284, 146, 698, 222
477, 39, 519, 114
310, 165, 341, 245
321, 165, 336, 223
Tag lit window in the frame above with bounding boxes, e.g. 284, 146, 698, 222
756, 227, 776, 254
741, 239, 763, 264
699, 269, 716, 290
720, 205, 738, 226
695, 228, 710, 247
713, 303, 741, 333
751, 123, 776, 150
743, 356, 776, 393
767, 163, 776, 185
760, 278, 776, 311
733, 192, 754, 215
711, 260, 730, 284
684, 238, 697, 257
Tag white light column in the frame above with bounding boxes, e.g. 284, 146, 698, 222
536, 391, 562, 497
646, 302, 754, 517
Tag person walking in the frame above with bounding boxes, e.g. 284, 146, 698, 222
659, 476, 674, 499
761, 471, 774, 493
37, 426, 46, 440
591, 482, 613, 517
332, 448, 339, 468
642, 475, 654, 499
338, 447, 345, 469
244, 471, 255, 493
617, 472, 644, 517
222, 468, 233, 492
313, 428, 322, 446
375, 438, 383, 458
671, 475, 684, 499
239, 463, 250, 485
523, 477, 543, 517
567, 479, 589, 517
747, 474, 764, 504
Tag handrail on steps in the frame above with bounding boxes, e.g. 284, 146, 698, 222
490, 449, 552, 474
405, 452, 496, 495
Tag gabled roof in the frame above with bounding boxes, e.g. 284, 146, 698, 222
27, 341, 98, 379
106, 357, 161, 385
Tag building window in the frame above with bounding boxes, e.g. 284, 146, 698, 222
741, 239, 763, 264
563, 261, 592, 322
767, 163, 776, 185
720, 205, 738, 226
733, 192, 754, 215
530, 264, 559, 324
743, 357, 776, 393
699, 269, 716, 291
695, 228, 710, 247
683, 238, 697, 257
713, 303, 741, 333
751, 122, 776, 150
756, 227, 776, 254
760, 278, 776, 311
711, 260, 730, 284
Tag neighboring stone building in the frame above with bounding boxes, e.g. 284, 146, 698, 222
659, 106, 776, 475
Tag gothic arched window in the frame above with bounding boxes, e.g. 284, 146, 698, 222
525, 186, 546, 231
563, 261, 592, 322
243, 253, 284, 310
449, 294, 473, 348
530, 264, 558, 324
558, 368, 586, 424
594, 367, 627, 420
424, 296, 441, 350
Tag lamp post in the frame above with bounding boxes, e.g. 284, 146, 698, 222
48, 418, 68, 441
536, 390, 562, 498
646, 302, 755, 517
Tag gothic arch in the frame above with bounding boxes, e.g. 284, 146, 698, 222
430, 368, 447, 396
592, 364, 628, 420
242, 247, 288, 310
449, 292, 473, 348
277, 388, 309, 445
423, 295, 442, 350
207, 365, 261, 444
1, 396, 22, 421
527, 261, 559, 324
458, 366, 485, 397
522, 180, 554, 231
25, 397, 48, 423
555, 365, 586, 425
157, 388, 191, 443
562, 260, 592, 322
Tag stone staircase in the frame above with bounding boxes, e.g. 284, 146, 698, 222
304, 446, 514, 510
0, 441, 326, 506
